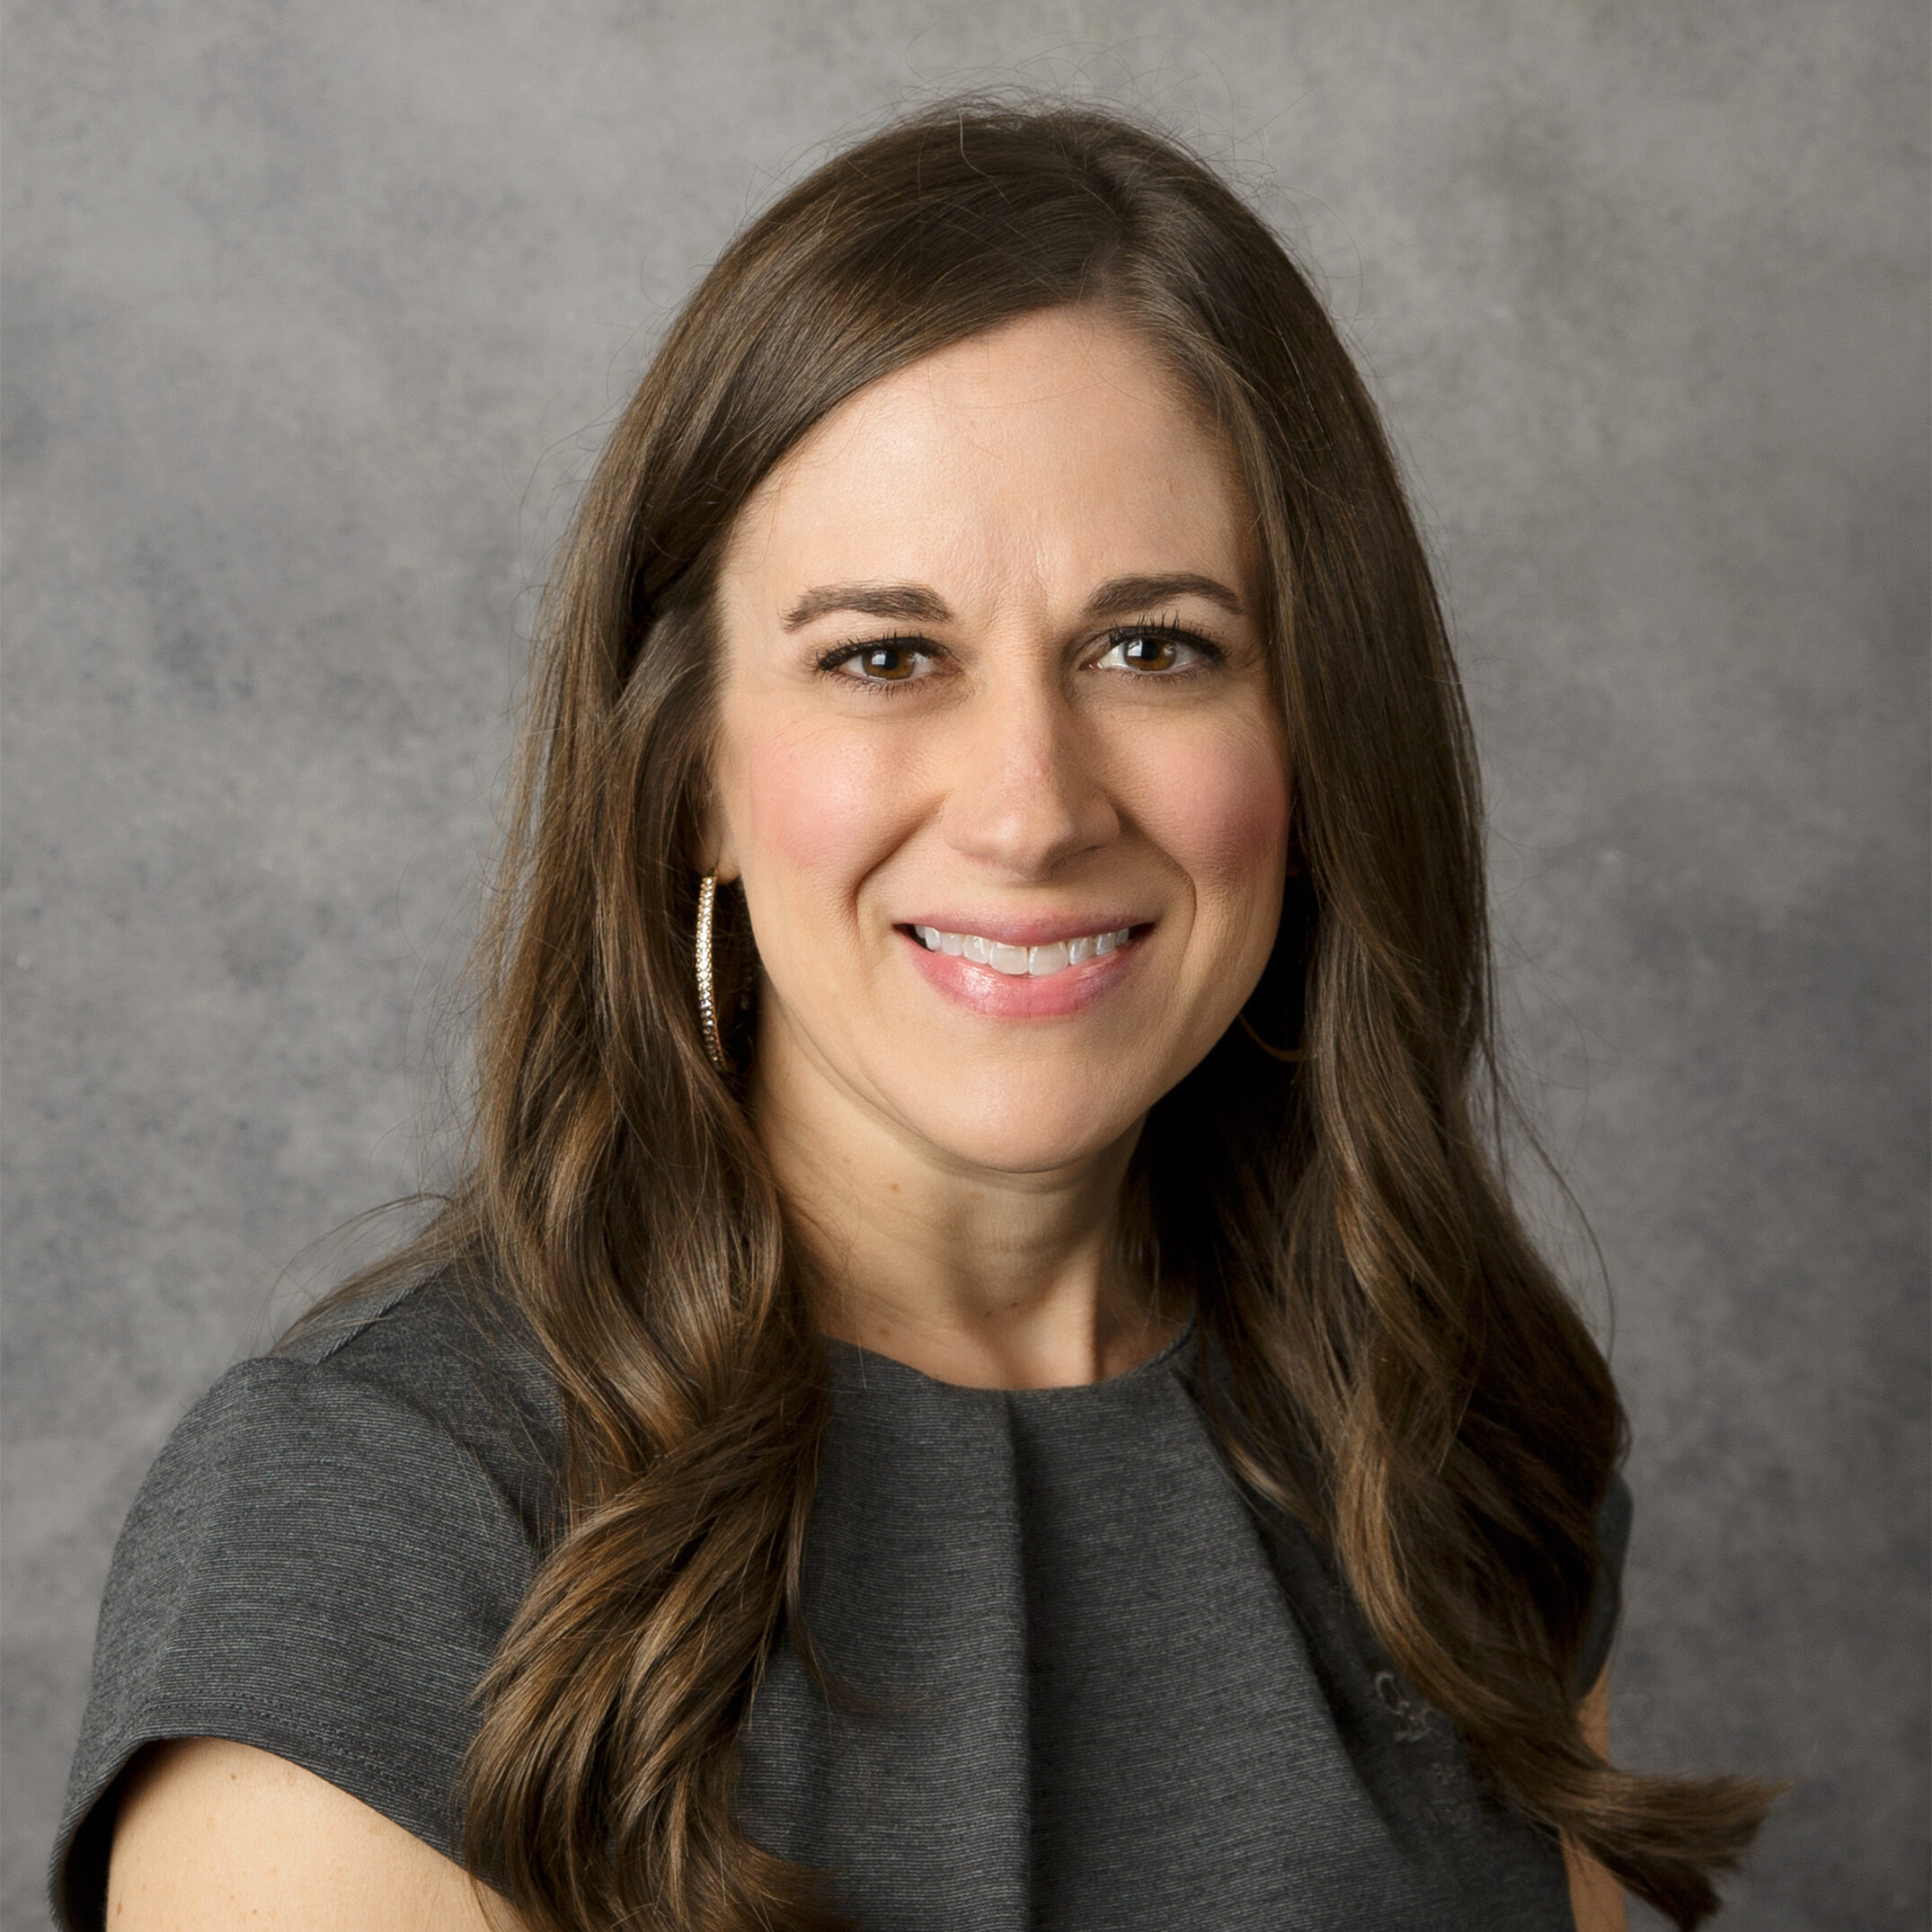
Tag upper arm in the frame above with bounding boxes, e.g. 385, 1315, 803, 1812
1562, 1671, 1628, 1932
108, 1739, 514, 1932
57, 1352, 538, 1925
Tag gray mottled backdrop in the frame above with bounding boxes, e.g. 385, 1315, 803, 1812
4, 2, 1925, 1926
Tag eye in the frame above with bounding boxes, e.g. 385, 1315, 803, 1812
819, 638, 942, 684
1093, 622, 1223, 677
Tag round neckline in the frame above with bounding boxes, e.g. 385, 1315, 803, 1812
821, 1307, 1197, 1402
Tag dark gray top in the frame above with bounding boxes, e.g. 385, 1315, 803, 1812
53, 1274, 1628, 1930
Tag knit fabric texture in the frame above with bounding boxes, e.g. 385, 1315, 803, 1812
53, 1274, 1627, 1929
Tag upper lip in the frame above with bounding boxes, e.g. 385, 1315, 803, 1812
897, 914, 1148, 947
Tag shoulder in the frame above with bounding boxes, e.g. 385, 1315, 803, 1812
116, 1266, 566, 1601
53, 1267, 563, 1932
275, 1262, 563, 1523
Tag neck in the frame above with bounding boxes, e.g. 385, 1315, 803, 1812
750, 1022, 1182, 1390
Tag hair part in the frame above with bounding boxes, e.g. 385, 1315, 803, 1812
317, 97, 1773, 1929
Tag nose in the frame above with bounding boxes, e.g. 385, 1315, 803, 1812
937, 674, 1119, 879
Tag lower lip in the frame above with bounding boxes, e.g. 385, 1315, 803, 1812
898, 927, 1145, 1019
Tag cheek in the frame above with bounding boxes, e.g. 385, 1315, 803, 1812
1135, 718, 1292, 915
731, 719, 913, 923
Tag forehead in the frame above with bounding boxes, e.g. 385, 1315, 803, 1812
719, 308, 1256, 612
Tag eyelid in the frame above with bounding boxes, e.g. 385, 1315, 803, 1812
1090, 616, 1227, 670
813, 634, 950, 681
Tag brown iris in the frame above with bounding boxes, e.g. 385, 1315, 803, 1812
855, 643, 922, 680
1115, 632, 1183, 672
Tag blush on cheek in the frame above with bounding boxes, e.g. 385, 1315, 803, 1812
740, 723, 921, 893
1151, 729, 1293, 895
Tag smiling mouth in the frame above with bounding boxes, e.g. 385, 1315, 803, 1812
907, 924, 1138, 977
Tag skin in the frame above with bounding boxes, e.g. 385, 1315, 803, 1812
108, 1740, 504, 1930
106, 309, 1626, 1928
709, 308, 1287, 1387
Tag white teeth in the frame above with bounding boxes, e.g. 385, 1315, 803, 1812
911, 924, 1135, 975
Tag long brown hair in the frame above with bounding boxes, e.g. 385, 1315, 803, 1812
332, 100, 1772, 1928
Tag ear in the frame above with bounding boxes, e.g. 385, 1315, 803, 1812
692, 789, 741, 886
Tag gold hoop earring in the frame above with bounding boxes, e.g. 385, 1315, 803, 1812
1238, 1012, 1308, 1063
695, 873, 731, 1074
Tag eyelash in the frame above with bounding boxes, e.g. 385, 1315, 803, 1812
813, 617, 1226, 687
1096, 616, 1226, 675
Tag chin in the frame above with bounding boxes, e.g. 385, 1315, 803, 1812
889, 1069, 1151, 1176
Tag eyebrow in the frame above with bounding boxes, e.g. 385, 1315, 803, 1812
1084, 573, 1245, 619
781, 572, 1245, 632
782, 583, 953, 630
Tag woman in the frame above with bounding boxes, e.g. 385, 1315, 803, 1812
56, 102, 1771, 1931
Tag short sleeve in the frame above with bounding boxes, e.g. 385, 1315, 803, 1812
50, 1354, 537, 1931
1574, 1475, 1634, 1697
